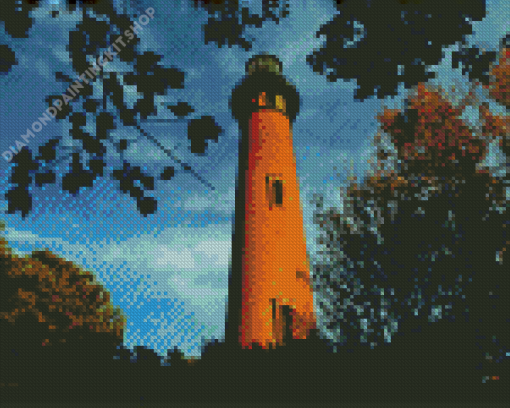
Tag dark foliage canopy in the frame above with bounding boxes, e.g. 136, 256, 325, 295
311, 47, 509, 387
197, 0, 488, 102
3, 0, 222, 218
193, 0, 290, 51
0, 44, 17, 74
306, 0, 487, 101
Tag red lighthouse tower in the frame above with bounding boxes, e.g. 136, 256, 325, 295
227, 53, 316, 349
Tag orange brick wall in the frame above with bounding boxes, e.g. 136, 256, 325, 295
240, 108, 316, 349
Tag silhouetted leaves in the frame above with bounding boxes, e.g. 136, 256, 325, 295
55, 71, 74, 84
45, 95, 73, 121
305, 0, 487, 100
124, 66, 185, 95
112, 165, 134, 194
5, 148, 41, 217
4, 0, 218, 219
75, 81, 95, 99
8, 148, 39, 186
0, 43, 18, 74
67, 15, 110, 75
116, 35, 140, 63
4, 149, 36, 219
88, 157, 106, 177
83, 16, 110, 52
136, 196, 157, 217
160, 166, 175, 181
34, 171, 57, 188
135, 51, 163, 74
70, 129, 106, 157
195, 0, 290, 51
111, 163, 157, 215
187, 115, 223, 155
96, 112, 116, 140
210, 16, 250, 50
0, 0, 40, 39
103, 72, 125, 114
36, 138, 60, 163
118, 139, 128, 151
127, 166, 155, 190
134, 93, 157, 120
165, 102, 195, 118
83, 99, 100, 113
5, 186, 32, 219
129, 185, 144, 200
65, 2, 139, 73
61, 152, 98, 195
70, 112, 87, 129
112, 162, 154, 198
118, 106, 138, 127
154, 66, 186, 93
452, 45, 498, 86
67, 29, 89, 76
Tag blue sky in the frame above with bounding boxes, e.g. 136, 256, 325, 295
0, 0, 508, 358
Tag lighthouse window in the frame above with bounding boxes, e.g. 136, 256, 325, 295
275, 95, 285, 112
266, 175, 284, 207
259, 92, 267, 106
274, 180, 283, 205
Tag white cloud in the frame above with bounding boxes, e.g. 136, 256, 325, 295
180, 185, 236, 213
166, 276, 227, 307
150, 245, 196, 270
194, 239, 231, 267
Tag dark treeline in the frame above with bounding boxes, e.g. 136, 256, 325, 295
1, 0, 509, 405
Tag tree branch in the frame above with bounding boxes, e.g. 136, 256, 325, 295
136, 125, 216, 191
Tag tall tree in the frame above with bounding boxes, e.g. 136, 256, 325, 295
311, 40, 509, 384
4, 0, 223, 218
0, 220, 127, 386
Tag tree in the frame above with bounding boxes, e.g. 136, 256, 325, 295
3, 0, 223, 218
197, 0, 488, 102
306, 0, 487, 101
0, 44, 17, 74
0, 0, 40, 40
0, 0, 39, 75
0, 221, 127, 389
311, 38, 509, 385
192, 0, 290, 51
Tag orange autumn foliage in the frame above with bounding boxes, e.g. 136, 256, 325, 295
376, 82, 489, 178
483, 47, 510, 109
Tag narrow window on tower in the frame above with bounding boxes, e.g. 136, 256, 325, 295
275, 95, 285, 112
274, 180, 283, 204
259, 91, 267, 107
266, 175, 284, 208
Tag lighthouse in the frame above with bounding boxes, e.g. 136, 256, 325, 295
226, 53, 316, 349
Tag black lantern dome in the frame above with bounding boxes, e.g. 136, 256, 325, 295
230, 53, 300, 123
